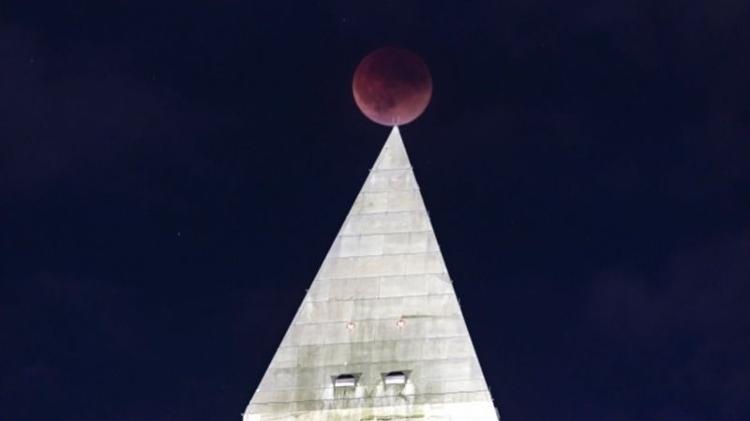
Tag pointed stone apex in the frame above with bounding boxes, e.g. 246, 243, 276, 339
373, 126, 411, 171
244, 128, 499, 421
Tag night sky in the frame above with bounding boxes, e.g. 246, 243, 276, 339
2, 2, 749, 421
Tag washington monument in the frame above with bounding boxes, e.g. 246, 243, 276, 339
242, 48, 500, 421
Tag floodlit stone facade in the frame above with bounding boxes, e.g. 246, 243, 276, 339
244, 127, 500, 421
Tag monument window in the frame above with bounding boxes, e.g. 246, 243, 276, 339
383, 371, 407, 385
333, 374, 357, 388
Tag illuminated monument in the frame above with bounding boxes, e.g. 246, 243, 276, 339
242, 48, 500, 421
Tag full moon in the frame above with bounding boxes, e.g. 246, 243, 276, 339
353, 47, 432, 126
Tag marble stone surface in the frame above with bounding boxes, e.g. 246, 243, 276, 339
243, 127, 500, 421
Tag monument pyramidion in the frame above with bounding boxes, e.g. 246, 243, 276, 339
242, 126, 500, 421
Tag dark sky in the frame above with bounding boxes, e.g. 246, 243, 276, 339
2, 1, 749, 421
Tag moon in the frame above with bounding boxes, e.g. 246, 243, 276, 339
353, 47, 432, 126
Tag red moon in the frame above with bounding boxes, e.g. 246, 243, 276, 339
353, 47, 432, 126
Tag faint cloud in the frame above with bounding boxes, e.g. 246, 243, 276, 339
591, 229, 750, 421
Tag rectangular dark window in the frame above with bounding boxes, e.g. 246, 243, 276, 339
383, 371, 407, 385
333, 374, 357, 388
